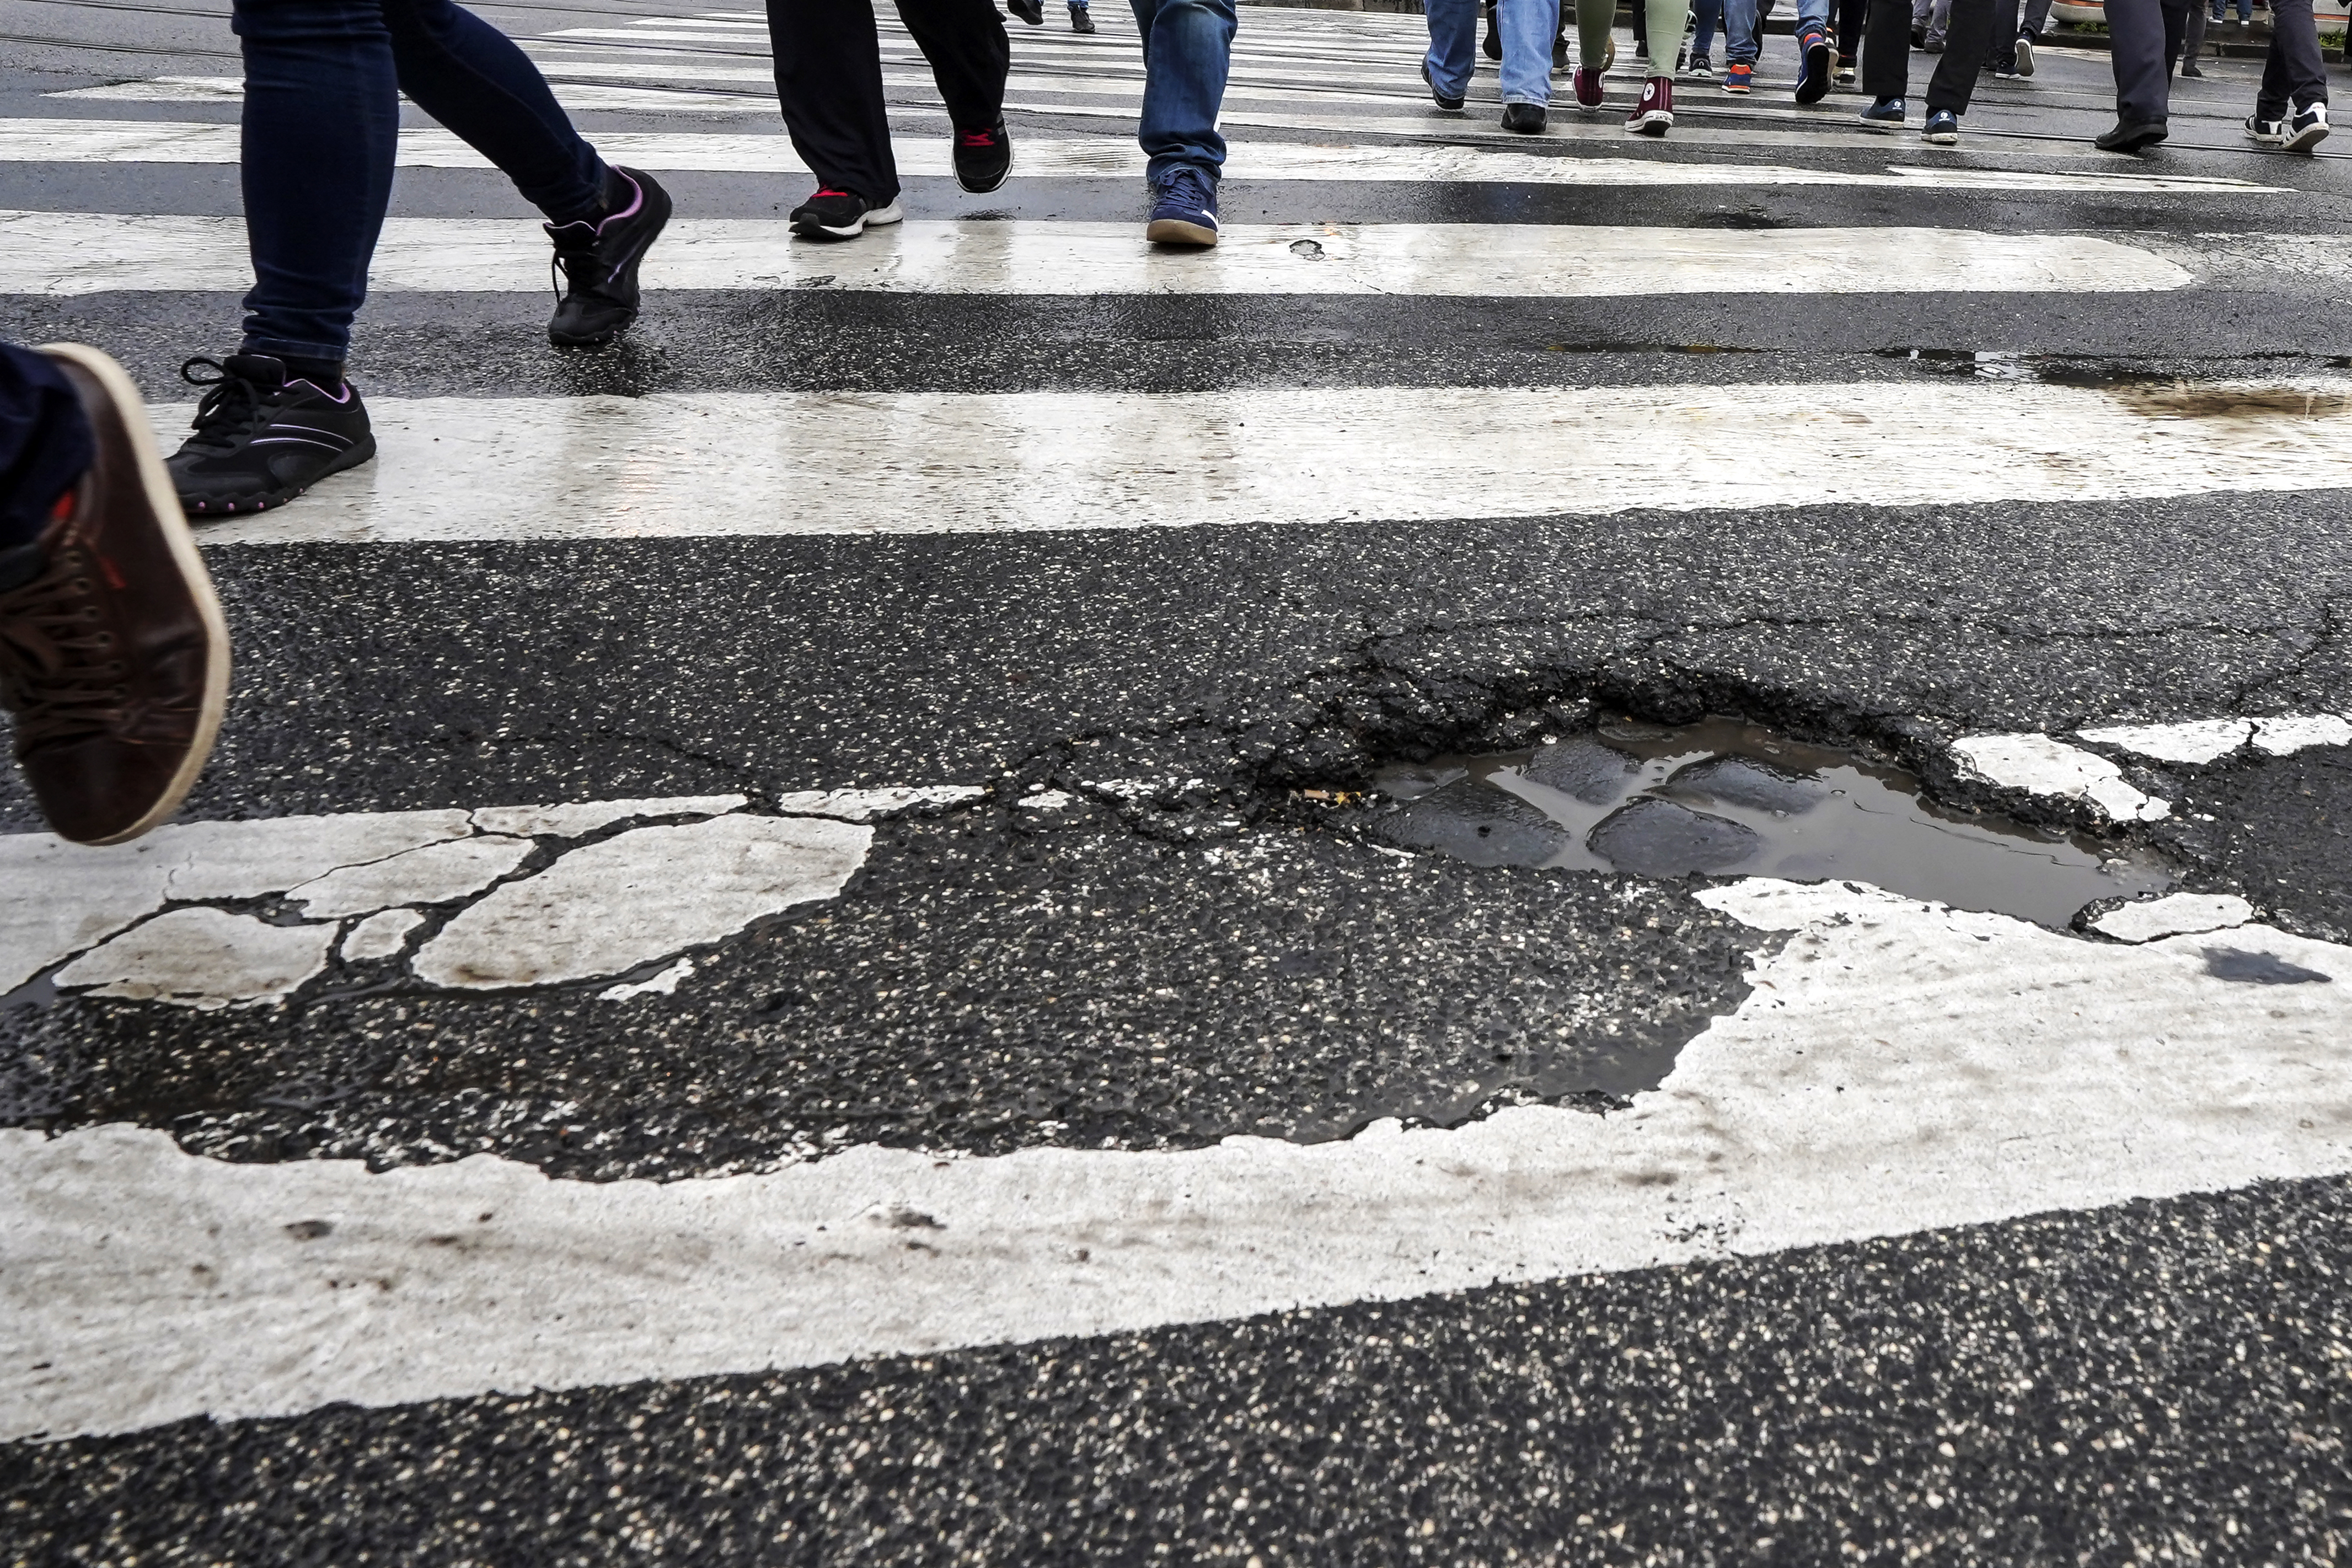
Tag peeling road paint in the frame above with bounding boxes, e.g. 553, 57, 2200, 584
5, 878, 2346, 1443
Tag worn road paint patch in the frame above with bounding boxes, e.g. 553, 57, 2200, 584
1, 793, 943, 1008
0, 212, 2193, 298
1948, 733, 2171, 823
2092, 892, 2256, 943
159, 382, 2352, 547
411, 817, 869, 991
2077, 712, 2351, 765
8, 879, 2350, 1442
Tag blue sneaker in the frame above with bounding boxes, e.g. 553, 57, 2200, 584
1923, 108, 1960, 143
1793, 24, 1832, 104
1146, 166, 1219, 247
1858, 95, 1905, 130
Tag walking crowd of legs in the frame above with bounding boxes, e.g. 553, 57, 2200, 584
0, 0, 2339, 850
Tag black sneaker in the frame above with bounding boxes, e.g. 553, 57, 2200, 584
789, 187, 906, 241
954, 120, 1014, 193
545, 166, 672, 348
2284, 100, 2330, 151
164, 355, 375, 517
1069, 2, 1094, 29
1008, 0, 1043, 22
1501, 100, 1547, 132
2013, 32, 2035, 73
1483, 2, 1502, 58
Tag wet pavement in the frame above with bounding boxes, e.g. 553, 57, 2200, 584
7, 0, 2352, 1559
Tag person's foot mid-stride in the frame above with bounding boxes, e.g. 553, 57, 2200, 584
1147, 164, 1220, 246
1427, 0, 1562, 139
1575, 0, 1690, 135
0, 343, 228, 845
1134, 0, 1236, 248
165, 354, 376, 517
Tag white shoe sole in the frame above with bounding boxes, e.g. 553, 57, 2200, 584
2014, 36, 2034, 73
797, 198, 905, 240
37, 342, 231, 846
2283, 120, 2330, 152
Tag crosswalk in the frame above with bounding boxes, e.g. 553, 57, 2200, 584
8, 0, 2352, 1549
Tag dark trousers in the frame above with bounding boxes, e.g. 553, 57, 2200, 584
0, 345, 91, 552
232, 0, 608, 361
767, 0, 1010, 205
1833, 0, 1863, 56
2255, 0, 2328, 114
1865, 0, 1992, 106
2108, 0, 2188, 122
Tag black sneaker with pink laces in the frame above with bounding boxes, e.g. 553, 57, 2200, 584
788, 189, 907, 241
953, 120, 1015, 194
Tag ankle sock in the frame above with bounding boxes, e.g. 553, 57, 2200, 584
280, 356, 344, 391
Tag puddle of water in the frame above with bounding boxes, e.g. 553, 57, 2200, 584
1369, 716, 2176, 928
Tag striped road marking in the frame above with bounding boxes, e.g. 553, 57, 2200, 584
169, 379, 2352, 547
0, 211, 2193, 297
8, 878, 2349, 1441
0, 120, 2277, 193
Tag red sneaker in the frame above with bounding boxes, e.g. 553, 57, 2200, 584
1628, 74, 1674, 135
1573, 65, 1605, 111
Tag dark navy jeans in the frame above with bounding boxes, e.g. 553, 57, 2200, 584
1130, 0, 1234, 182
232, 0, 609, 361
0, 345, 90, 552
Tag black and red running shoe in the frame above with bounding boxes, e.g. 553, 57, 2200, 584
953, 120, 1015, 194
788, 188, 906, 241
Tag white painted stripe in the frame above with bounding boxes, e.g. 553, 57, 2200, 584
165, 376, 2352, 547
0, 211, 2190, 298
8, 877, 2347, 1441
524, 53, 1438, 108
44, 76, 781, 113
0, 120, 2274, 194
162, 373, 2352, 547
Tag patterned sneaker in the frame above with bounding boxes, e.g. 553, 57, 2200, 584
165, 355, 374, 516
1924, 108, 1960, 143
1628, 74, 1674, 133
1145, 165, 1219, 246
2284, 100, 2330, 151
1793, 23, 1832, 103
1573, 65, 1606, 110
1723, 60, 1753, 93
1688, 53, 1717, 78
2243, 112, 2287, 146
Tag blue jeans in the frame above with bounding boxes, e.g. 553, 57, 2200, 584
1426, 0, 1558, 104
1130, 0, 1233, 182
0, 345, 90, 553
232, 0, 609, 360
1726, 0, 1821, 61
1690, 0, 1723, 56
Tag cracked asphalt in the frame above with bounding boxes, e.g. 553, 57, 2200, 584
7, 0, 2352, 1558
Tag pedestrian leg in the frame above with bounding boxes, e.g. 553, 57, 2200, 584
1633, 0, 1693, 124
1861, 0, 1915, 119
897, 0, 1012, 132
1133, 0, 1234, 244
1832, 0, 1864, 77
379, 0, 669, 344
1722, 0, 1759, 84
1423, 0, 1479, 106
2102, 0, 2176, 142
1498, 0, 1562, 124
768, 0, 899, 207
1926, 0, 1995, 107
0, 343, 227, 845
2180, 1, 2207, 69
2254, 0, 2329, 143
1689, 0, 1723, 69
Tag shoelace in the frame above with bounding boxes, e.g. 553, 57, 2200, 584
957, 128, 999, 149
548, 222, 615, 304
1160, 167, 1213, 211
179, 356, 273, 454
0, 543, 127, 746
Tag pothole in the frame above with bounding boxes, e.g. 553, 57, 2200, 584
1367, 716, 2176, 928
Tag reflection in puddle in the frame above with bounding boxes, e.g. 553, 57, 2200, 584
1370, 716, 2176, 928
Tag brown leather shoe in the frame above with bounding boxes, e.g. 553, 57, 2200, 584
0, 345, 229, 844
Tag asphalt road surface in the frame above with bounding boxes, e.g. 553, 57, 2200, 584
7, 1, 2352, 1561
